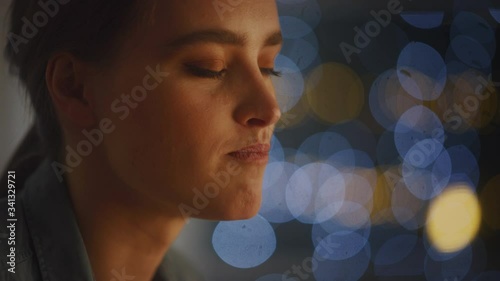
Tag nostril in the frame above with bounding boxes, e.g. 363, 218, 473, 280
247, 118, 267, 127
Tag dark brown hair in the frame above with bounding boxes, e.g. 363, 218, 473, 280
1, 0, 152, 195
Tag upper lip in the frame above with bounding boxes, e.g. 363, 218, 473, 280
229, 143, 271, 154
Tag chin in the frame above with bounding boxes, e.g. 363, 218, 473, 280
188, 179, 264, 221
232, 205, 261, 220
215, 193, 263, 221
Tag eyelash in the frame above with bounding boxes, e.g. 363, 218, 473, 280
185, 65, 282, 80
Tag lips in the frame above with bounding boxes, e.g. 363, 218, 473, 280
228, 144, 271, 164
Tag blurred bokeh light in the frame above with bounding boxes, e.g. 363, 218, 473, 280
425, 185, 481, 253
169, 1, 500, 280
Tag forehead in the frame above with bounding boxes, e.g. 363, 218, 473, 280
145, 0, 280, 41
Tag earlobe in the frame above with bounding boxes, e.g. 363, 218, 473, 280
46, 53, 97, 129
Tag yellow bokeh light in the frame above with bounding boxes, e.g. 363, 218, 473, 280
305, 62, 364, 124
426, 185, 481, 253
370, 167, 397, 225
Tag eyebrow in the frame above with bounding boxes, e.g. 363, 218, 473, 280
165, 29, 283, 49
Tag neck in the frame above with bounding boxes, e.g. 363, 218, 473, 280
64, 147, 186, 281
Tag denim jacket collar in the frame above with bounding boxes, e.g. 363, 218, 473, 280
22, 159, 96, 280
21, 159, 175, 281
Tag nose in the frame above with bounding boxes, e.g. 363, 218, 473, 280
233, 67, 282, 128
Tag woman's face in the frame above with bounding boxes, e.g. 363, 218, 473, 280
85, 0, 282, 220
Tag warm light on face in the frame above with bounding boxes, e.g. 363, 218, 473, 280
425, 184, 481, 253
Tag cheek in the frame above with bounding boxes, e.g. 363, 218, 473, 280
94, 77, 267, 217
98, 83, 228, 203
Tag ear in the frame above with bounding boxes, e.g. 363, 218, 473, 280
46, 52, 97, 129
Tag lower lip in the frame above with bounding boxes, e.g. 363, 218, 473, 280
227, 151, 269, 164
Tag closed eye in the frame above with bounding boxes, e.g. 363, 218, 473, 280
184, 65, 282, 80
185, 64, 226, 80
261, 68, 282, 77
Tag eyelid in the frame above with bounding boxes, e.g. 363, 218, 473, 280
184, 63, 225, 73
185, 59, 226, 69
184, 63, 282, 80
184, 64, 226, 80
261, 68, 282, 77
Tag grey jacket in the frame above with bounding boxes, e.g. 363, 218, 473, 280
0, 159, 203, 281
